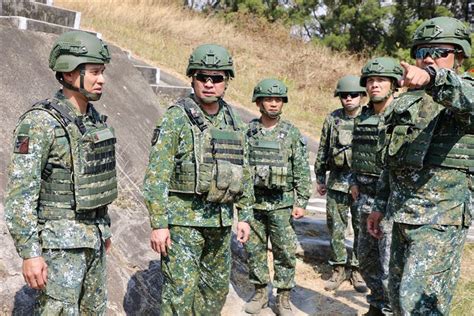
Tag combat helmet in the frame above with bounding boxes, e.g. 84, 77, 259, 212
334, 75, 366, 97
49, 31, 110, 101
186, 44, 234, 78
411, 16, 471, 58
252, 78, 288, 103
360, 57, 403, 87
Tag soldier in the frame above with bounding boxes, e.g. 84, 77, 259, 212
4, 31, 116, 314
315, 75, 368, 293
244, 78, 311, 316
143, 44, 254, 315
368, 17, 474, 315
350, 57, 403, 316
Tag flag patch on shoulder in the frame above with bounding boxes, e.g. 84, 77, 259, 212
14, 136, 30, 154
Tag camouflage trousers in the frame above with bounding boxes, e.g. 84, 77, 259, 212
326, 189, 360, 268
245, 207, 297, 290
160, 225, 232, 316
389, 223, 468, 316
36, 244, 107, 315
357, 200, 392, 311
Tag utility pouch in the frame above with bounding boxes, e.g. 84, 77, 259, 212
254, 165, 271, 188
207, 160, 243, 203
270, 166, 288, 188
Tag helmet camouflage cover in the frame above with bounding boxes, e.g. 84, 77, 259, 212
49, 30, 111, 72
360, 57, 403, 87
411, 16, 471, 58
186, 44, 235, 77
252, 78, 288, 103
334, 75, 366, 97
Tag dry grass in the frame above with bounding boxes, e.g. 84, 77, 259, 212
55, 0, 364, 137
452, 243, 474, 315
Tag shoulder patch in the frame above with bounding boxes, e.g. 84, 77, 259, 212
14, 123, 30, 154
14, 136, 30, 154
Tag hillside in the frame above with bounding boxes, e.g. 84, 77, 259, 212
55, 0, 364, 137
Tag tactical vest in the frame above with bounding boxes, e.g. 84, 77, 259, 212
384, 91, 444, 170
247, 120, 294, 190
22, 99, 117, 220
351, 107, 384, 177
168, 97, 244, 203
330, 115, 355, 168
426, 134, 474, 171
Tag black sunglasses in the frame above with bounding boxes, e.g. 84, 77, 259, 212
340, 93, 360, 99
415, 47, 458, 60
194, 73, 226, 84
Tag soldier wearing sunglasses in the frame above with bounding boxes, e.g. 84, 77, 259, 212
368, 17, 474, 315
350, 57, 403, 316
143, 44, 254, 315
314, 75, 368, 294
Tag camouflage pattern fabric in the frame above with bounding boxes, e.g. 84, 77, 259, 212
244, 119, 310, 290
4, 90, 112, 311
358, 207, 392, 311
315, 108, 361, 268
326, 189, 359, 267
250, 120, 311, 211
389, 223, 467, 315
315, 108, 355, 193
36, 245, 107, 315
143, 95, 254, 313
160, 225, 231, 315
143, 96, 254, 229
245, 207, 297, 289
374, 69, 474, 315
351, 105, 392, 310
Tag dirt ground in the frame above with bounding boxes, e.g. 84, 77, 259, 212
223, 253, 369, 316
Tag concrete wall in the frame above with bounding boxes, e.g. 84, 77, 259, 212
1, 0, 80, 29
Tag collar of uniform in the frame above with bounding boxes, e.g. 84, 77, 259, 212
55, 89, 91, 118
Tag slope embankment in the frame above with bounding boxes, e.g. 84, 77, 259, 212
0, 25, 166, 313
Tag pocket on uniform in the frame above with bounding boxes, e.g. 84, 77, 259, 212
388, 126, 411, 156
42, 249, 83, 303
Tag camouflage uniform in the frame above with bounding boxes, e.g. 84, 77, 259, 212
143, 95, 254, 315
4, 91, 113, 314
245, 119, 311, 290
351, 104, 392, 312
315, 108, 360, 268
374, 69, 474, 315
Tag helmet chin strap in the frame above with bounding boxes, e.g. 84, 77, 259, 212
57, 65, 102, 102
259, 105, 282, 119
370, 82, 395, 103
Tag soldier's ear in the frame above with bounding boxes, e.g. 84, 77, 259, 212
62, 70, 78, 85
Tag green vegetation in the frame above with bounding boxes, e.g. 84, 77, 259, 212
56, 0, 363, 137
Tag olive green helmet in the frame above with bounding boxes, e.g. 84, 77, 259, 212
334, 75, 366, 97
252, 78, 288, 103
49, 30, 111, 72
360, 57, 403, 87
411, 16, 471, 58
186, 44, 234, 78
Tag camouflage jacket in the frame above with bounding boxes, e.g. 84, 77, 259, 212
374, 69, 474, 226
143, 96, 254, 229
4, 91, 112, 259
247, 119, 311, 211
315, 108, 358, 193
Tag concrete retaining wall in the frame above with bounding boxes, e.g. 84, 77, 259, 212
1, 0, 80, 29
